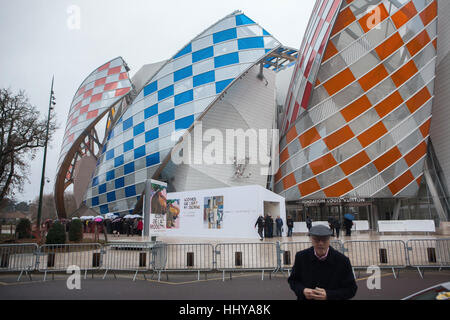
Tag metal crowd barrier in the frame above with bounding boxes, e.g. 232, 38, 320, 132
331, 240, 344, 254
343, 240, 407, 278
406, 238, 450, 278
279, 241, 311, 271
101, 242, 156, 281
151, 243, 214, 281
37, 243, 103, 281
0, 243, 38, 281
278, 240, 343, 272
215, 243, 278, 280
1, 238, 449, 282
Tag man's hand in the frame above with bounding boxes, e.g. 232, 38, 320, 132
303, 288, 316, 300
311, 287, 327, 300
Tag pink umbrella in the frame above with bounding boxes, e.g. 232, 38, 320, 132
94, 218, 103, 222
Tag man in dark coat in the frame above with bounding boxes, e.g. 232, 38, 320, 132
344, 218, 353, 236
287, 215, 294, 237
275, 216, 283, 237
268, 216, 274, 238
334, 218, 341, 239
288, 225, 357, 300
255, 215, 265, 241
306, 216, 312, 232
264, 215, 270, 238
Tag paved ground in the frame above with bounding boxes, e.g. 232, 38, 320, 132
0, 269, 448, 300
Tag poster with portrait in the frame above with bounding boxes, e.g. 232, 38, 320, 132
166, 199, 181, 229
203, 196, 224, 229
148, 180, 168, 234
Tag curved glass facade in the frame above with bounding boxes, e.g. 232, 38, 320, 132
57, 57, 132, 173
276, 0, 438, 201
54, 57, 132, 217
84, 11, 282, 215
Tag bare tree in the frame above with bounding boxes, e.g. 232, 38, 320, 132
64, 193, 78, 218
0, 88, 57, 202
30, 194, 57, 221
29, 192, 78, 221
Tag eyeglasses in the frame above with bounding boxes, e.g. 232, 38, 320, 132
311, 236, 330, 243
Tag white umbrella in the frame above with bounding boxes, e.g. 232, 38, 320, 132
72, 217, 80, 220
132, 214, 142, 218
123, 214, 133, 219
95, 215, 104, 220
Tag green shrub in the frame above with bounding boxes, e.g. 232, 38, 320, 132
45, 222, 66, 244
16, 218, 31, 239
68, 219, 83, 242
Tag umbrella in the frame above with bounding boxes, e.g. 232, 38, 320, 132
123, 214, 133, 219
132, 214, 142, 218
344, 213, 355, 221
72, 217, 80, 220
112, 217, 122, 223
95, 215, 104, 219
94, 218, 103, 222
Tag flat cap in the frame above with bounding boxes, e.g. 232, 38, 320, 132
309, 224, 333, 237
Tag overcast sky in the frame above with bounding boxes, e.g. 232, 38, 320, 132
0, 0, 314, 203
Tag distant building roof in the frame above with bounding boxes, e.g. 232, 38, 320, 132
0, 211, 30, 220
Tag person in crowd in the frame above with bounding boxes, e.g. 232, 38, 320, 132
264, 216, 268, 237
268, 215, 274, 238
133, 218, 139, 236
306, 216, 312, 232
255, 215, 265, 241
287, 215, 294, 237
126, 219, 133, 237
288, 225, 357, 300
105, 219, 112, 234
275, 216, 283, 237
334, 218, 341, 239
344, 218, 353, 236
137, 218, 143, 236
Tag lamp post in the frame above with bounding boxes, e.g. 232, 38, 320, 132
36, 76, 56, 232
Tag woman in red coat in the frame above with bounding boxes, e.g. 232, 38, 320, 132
137, 219, 143, 236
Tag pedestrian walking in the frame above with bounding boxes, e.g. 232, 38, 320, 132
268, 215, 274, 238
126, 219, 133, 237
288, 225, 357, 300
287, 215, 294, 237
275, 216, 283, 237
133, 218, 139, 236
137, 219, 143, 236
334, 218, 341, 239
255, 215, 265, 241
264, 215, 270, 238
344, 218, 353, 236
306, 216, 312, 232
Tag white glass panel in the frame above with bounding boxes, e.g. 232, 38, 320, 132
193, 83, 215, 100
159, 97, 175, 113
173, 54, 192, 71
159, 122, 175, 138
157, 73, 173, 89
214, 40, 238, 56
192, 58, 214, 75
174, 78, 193, 95
237, 25, 262, 38
215, 65, 240, 81
192, 35, 213, 52
175, 102, 195, 119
